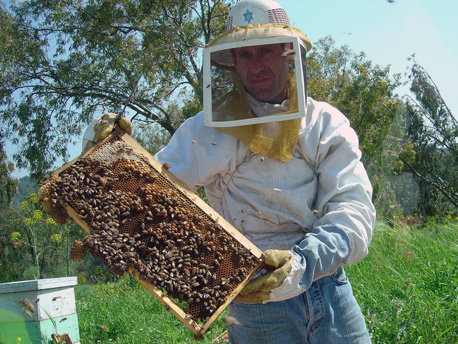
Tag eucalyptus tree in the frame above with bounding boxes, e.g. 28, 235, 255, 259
0, 142, 17, 207
307, 36, 404, 167
0, 0, 231, 179
401, 56, 458, 215
306, 36, 407, 212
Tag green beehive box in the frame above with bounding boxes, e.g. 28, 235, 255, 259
0, 277, 80, 344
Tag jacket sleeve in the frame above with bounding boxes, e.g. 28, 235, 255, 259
293, 101, 376, 289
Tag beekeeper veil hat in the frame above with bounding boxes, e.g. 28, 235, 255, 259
202, 0, 312, 162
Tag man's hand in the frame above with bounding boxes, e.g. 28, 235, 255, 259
82, 113, 133, 153
235, 249, 302, 304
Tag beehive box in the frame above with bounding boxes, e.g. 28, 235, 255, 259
38, 128, 263, 338
0, 277, 80, 344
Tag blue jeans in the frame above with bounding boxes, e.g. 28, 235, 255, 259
227, 267, 370, 344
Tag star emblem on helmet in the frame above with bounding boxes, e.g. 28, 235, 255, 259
243, 9, 254, 24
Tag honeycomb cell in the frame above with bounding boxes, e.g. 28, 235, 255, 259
69, 240, 85, 261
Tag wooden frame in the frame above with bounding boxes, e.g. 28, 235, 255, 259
43, 128, 264, 338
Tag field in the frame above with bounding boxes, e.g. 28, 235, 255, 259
75, 220, 458, 343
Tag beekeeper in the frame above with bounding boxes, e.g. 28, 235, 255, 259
156, 1, 375, 342
84, 0, 375, 342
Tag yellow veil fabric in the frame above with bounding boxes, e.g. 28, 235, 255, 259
213, 71, 301, 162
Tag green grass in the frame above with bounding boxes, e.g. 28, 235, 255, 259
75, 221, 458, 343
75, 277, 227, 343
346, 221, 458, 344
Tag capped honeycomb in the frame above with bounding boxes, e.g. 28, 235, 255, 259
69, 240, 85, 261
39, 129, 263, 337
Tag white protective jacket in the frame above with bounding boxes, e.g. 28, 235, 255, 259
155, 97, 376, 288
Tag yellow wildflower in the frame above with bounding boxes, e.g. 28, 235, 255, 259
10, 232, 21, 241
51, 234, 62, 244
29, 193, 38, 203
46, 218, 57, 226
19, 201, 29, 211
32, 210, 43, 221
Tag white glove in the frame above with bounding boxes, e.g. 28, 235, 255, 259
268, 251, 306, 302
82, 113, 132, 152
235, 249, 306, 304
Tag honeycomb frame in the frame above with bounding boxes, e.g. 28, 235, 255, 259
39, 128, 264, 338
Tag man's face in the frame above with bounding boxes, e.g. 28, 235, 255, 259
232, 44, 291, 103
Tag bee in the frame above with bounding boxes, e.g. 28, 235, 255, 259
98, 324, 109, 331
18, 298, 35, 314
222, 315, 242, 326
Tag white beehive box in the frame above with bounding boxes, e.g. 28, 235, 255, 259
0, 277, 80, 344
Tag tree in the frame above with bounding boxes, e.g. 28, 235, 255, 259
400, 56, 458, 216
306, 37, 410, 214
0, 141, 17, 207
12, 175, 37, 209
1, 0, 231, 180
307, 36, 404, 167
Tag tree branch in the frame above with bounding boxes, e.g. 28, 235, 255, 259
399, 156, 458, 207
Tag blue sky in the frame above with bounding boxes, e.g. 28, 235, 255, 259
282, 0, 458, 116
7, 0, 458, 178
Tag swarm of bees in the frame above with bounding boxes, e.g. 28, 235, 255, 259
39, 134, 260, 324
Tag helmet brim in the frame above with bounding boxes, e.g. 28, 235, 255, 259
209, 24, 312, 67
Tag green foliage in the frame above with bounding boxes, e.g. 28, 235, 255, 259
12, 175, 37, 209
401, 56, 458, 216
307, 38, 457, 219
0, 142, 18, 207
367, 112, 419, 217
0, 208, 26, 281
132, 121, 171, 156
306, 37, 413, 216
0, 0, 232, 180
346, 221, 458, 343
21, 265, 40, 281
0, 191, 82, 282
307, 36, 403, 167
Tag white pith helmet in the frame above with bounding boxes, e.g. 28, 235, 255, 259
225, 0, 291, 29
202, 0, 309, 130
209, 0, 312, 68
